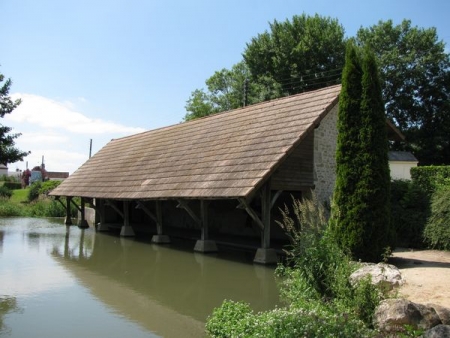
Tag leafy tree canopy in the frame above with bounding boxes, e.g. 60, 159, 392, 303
0, 71, 30, 165
184, 14, 346, 121
356, 19, 450, 165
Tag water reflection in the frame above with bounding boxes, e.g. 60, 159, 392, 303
0, 296, 21, 336
0, 218, 280, 338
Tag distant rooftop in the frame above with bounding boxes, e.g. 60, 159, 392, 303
388, 151, 418, 162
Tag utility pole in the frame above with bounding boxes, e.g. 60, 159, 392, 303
243, 78, 249, 107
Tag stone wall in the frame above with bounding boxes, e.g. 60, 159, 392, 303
313, 104, 338, 204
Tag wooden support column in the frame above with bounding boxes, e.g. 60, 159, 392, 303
96, 199, 109, 232
136, 200, 170, 243
194, 200, 217, 253
152, 201, 170, 244
64, 196, 73, 225
120, 200, 135, 237
253, 182, 278, 265
177, 199, 217, 253
78, 198, 89, 229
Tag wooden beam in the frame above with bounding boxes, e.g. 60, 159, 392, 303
176, 200, 201, 226
237, 198, 264, 231
261, 182, 271, 249
105, 200, 124, 218
136, 201, 158, 224
271, 190, 283, 209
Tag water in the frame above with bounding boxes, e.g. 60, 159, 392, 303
0, 218, 280, 337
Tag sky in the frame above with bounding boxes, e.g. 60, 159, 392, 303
2, 0, 449, 174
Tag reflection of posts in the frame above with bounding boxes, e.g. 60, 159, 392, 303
64, 226, 70, 258
65, 197, 72, 226
78, 198, 89, 229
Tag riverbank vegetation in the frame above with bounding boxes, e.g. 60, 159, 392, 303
206, 195, 383, 337
0, 177, 74, 218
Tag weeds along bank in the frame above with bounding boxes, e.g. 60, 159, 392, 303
0, 179, 77, 218
206, 195, 384, 338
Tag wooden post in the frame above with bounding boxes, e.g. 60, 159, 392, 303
254, 181, 277, 264
194, 200, 217, 253
78, 198, 89, 229
120, 200, 135, 236
200, 200, 209, 241
151, 200, 170, 244
261, 182, 271, 249
65, 197, 72, 225
96, 199, 109, 232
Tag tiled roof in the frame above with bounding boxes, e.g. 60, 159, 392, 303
50, 85, 341, 200
388, 151, 418, 162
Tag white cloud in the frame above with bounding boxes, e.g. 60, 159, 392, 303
5, 93, 146, 174
7, 93, 145, 135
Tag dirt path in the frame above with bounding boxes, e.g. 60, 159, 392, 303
390, 249, 450, 308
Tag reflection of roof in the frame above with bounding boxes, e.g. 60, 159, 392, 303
51, 85, 341, 200
388, 151, 418, 162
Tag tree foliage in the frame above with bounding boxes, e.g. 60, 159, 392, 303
185, 14, 346, 120
356, 20, 450, 165
244, 13, 346, 95
331, 43, 391, 262
0, 71, 29, 165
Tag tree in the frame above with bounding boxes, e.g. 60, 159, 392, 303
0, 71, 30, 165
330, 42, 391, 262
356, 20, 450, 165
185, 14, 346, 120
244, 14, 346, 95
184, 61, 282, 121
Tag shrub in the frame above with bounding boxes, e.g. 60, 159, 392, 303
27, 182, 42, 202
206, 195, 383, 337
3, 182, 22, 190
411, 166, 450, 195
0, 200, 25, 216
0, 185, 12, 199
38, 180, 61, 196
423, 186, 450, 250
390, 180, 430, 248
25, 199, 67, 217
206, 300, 375, 338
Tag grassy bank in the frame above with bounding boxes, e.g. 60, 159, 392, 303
0, 188, 69, 218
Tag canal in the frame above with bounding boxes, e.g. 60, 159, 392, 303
0, 218, 281, 337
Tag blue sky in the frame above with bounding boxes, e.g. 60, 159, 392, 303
2, 0, 449, 174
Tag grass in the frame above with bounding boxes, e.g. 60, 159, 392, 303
0, 188, 70, 218
10, 188, 29, 204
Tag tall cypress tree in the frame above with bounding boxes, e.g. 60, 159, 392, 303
330, 41, 364, 257
331, 43, 391, 262
357, 47, 391, 261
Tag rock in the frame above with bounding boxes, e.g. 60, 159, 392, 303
423, 324, 450, 338
350, 263, 404, 291
428, 304, 450, 325
374, 298, 442, 334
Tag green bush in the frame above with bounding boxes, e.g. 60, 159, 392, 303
27, 182, 42, 202
25, 199, 67, 217
423, 186, 450, 250
38, 180, 61, 195
0, 200, 25, 216
3, 182, 22, 190
390, 180, 430, 248
411, 166, 450, 195
206, 195, 383, 337
206, 300, 375, 338
0, 185, 13, 199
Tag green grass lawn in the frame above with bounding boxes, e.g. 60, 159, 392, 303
10, 188, 29, 204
